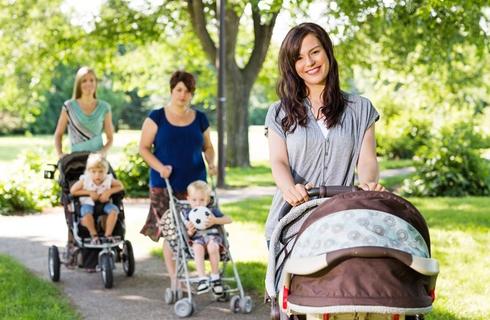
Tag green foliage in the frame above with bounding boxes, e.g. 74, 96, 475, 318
0, 254, 80, 319
248, 107, 268, 125
115, 141, 149, 197
0, 181, 39, 215
402, 121, 490, 196
0, 149, 59, 215
377, 114, 432, 159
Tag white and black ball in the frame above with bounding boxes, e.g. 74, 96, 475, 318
188, 206, 213, 230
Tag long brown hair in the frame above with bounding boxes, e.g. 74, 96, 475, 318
72, 66, 97, 99
276, 22, 346, 133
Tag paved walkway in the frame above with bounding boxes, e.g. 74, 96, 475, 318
0, 203, 269, 320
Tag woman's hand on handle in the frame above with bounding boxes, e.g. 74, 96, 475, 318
358, 182, 386, 192
282, 183, 309, 207
159, 165, 173, 179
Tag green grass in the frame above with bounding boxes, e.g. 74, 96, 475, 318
380, 173, 415, 191
412, 197, 490, 320
225, 162, 274, 187
0, 254, 80, 320
379, 158, 414, 170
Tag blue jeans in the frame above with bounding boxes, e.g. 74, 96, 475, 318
80, 203, 119, 217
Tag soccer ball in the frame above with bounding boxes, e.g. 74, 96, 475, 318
188, 206, 213, 230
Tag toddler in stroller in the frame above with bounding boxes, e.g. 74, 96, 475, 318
265, 187, 439, 320
160, 178, 253, 317
184, 180, 232, 295
45, 152, 135, 288
70, 153, 123, 245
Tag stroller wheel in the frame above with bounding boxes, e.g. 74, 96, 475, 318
122, 240, 135, 277
48, 246, 60, 282
174, 298, 193, 317
239, 296, 253, 313
230, 295, 240, 313
164, 287, 175, 304
100, 253, 113, 289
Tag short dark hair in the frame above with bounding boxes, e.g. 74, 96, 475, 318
169, 70, 196, 94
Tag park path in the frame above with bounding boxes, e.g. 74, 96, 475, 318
0, 168, 410, 319
0, 188, 273, 320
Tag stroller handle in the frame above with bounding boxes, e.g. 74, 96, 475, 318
278, 185, 360, 220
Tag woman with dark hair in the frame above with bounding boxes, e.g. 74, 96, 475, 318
265, 22, 384, 241
139, 70, 216, 288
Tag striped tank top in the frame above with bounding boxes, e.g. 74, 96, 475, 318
62, 99, 111, 153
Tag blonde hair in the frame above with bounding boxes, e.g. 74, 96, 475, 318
85, 153, 109, 173
187, 180, 211, 197
72, 66, 97, 99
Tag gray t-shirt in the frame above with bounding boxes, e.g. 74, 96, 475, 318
264, 94, 379, 240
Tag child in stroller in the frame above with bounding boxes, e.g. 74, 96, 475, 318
183, 180, 232, 295
161, 178, 253, 317
45, 152, 135, 289
70, 153, 123, 245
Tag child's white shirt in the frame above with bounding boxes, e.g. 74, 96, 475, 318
79, 174, 114, 206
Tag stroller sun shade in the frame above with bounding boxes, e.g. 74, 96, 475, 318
267, 191, 439, 316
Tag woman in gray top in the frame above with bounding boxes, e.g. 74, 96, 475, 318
265, 22, 385, 240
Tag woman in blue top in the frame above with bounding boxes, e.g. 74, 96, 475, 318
54, 66, 114, 158
139, 70, 216, 287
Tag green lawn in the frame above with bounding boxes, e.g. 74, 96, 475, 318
0, 254, 80, 319
379, 158, 414, 170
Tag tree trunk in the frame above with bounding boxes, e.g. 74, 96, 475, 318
225, 63, 252, 167
186, 0, 279, 167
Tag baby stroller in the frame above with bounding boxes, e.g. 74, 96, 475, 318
265, 186, 439, 320
159, 178, 253, 317
44, 151, 135, 288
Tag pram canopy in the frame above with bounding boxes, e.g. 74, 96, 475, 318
267, 191, 439, 315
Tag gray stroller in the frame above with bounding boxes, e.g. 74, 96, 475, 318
265, 187, 439, 320
160, 178, 253, 317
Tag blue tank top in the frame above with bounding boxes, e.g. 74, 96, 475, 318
148, 107, 209, 192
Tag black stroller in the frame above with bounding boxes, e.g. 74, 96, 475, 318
160, 178, 253, 317
44, 152, 135, 288
265, 187, 439, 320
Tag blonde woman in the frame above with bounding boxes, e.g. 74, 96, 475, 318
53, 66, 115, 262
54, 66, 114, 159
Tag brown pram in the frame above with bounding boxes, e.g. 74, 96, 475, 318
265, 188, 439, 320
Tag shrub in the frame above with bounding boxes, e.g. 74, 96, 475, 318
0, 149, 59, 215
115, 141, 149, 197
0, 180, 39, 215
377, 115, 432, 159
401, 121, 490, 196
